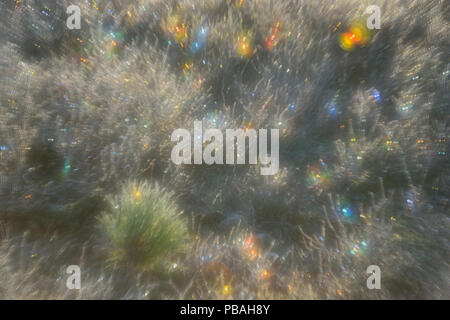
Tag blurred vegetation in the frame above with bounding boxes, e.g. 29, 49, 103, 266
0, 0, 448, 299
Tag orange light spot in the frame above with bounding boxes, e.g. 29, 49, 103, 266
339, 32, 356, 51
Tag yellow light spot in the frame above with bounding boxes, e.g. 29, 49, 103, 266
237, 35, 253, 58
223, 285, 230, 295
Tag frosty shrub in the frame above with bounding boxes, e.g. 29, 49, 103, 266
99, 181, 188, 272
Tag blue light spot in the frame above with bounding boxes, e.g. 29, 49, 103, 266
328, 101, 338, 118
372, 89, 381, 104
190, 27, 209, 53
342, 207, 352, 217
